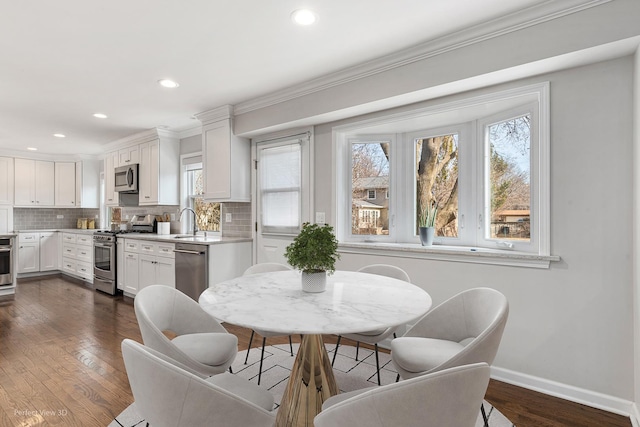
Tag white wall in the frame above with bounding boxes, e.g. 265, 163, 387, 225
313, 58, 635, 408
633, 45, 640, 419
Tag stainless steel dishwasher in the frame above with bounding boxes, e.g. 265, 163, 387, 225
174, 242, 208, 301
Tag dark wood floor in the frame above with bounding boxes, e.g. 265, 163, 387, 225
0, 276, 632, 427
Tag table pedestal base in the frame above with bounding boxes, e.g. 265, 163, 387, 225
275, 334, 338, 427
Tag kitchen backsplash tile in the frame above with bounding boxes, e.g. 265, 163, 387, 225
222, 203, 251, 237
14, 208, 100, 230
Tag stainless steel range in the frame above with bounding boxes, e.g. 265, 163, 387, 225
93, 231, 117, 295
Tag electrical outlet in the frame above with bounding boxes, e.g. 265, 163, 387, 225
225, 213, 232, 223
315, 212, 325, 225
56, 215, 64, 219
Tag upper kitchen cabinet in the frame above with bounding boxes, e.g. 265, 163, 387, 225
0, 157, 14, 205
196, 105, 250, 202
76, 160, 100, 208
139, 133, 180, 206
104, 128, 179, 207
14, 158, 54, 207
118, 145, 139, 166
104, 150, 119, 207
55, 162, 76, 207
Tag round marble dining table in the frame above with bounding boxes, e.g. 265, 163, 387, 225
199, 270, 432, 427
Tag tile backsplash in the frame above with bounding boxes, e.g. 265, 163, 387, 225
14, 208, 100, 230
13, 202, 252, 238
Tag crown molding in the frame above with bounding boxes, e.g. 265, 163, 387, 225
103, 127, 180, 152
234, 0, 611, 116
194, 105, 234, 125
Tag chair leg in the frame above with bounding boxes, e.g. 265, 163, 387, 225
229, 366, 233, 374
331, 335, 342, 366
374, 343, 381, 386
258, 337, 267, 385
355, 341, 360, 361
480, 403, 489, 427
244, 330, 255, 364
288, 335, 293, 356
395, 373, 400, 382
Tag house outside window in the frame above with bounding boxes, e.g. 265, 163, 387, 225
183, 157, 220, 232
336, 83, 549, 256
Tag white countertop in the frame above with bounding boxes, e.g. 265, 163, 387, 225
15, 229, 252, 245
199, 270, 432, 335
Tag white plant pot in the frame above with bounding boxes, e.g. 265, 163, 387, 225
301, 271, 327, 293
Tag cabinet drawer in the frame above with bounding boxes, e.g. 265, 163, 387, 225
139, 242, 155, 254
19, 233, 38, 243
76, 246, 92, 262
62, 257, 76, 274
156, 243, 175, 259
62, 233, 77, 244
76, 234, 92, 246
62, 244, 76, 257
124, 240, 139, 252
76, 261, 93, 280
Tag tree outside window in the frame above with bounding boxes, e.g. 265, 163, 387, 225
187, 167, 220, 231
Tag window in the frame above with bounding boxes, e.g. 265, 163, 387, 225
259, 142, 302, 234
182, 155, 220, 232
336, 83, 549, 257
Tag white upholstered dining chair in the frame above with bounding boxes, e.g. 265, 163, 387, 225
391, 287, 509, 380
332, 264, 411, 385
121, 339, 276, 427
314, 362, 490, 427
134, 285, 238, 377
242, 262, 294, 384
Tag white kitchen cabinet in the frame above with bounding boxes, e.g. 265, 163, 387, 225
0, 207, 12, 234
0, 157, 14, 205
123, 239, 175, 295
14, 159, 55, 207
118, 145, 139, 166
61, 232, 93, 282
75, 160, 100, 208
105, 151, 119, 207
39, 232, 58, 271
17, 233, 40, 273
123, 251, 139, 295
138, 137, 179, 206
55, 162, 76, 207
200, 119, 250, 202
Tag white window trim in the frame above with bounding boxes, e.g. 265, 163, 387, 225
333, 82, 555, 268
180, 152, 221, 236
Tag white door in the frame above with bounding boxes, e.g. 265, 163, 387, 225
123, 252, 139, 294
39, 232, 58, 271
18, 243, 39, 273
254, 132, 312, 264
138, 254, 156, 292
155, 257, 175, 288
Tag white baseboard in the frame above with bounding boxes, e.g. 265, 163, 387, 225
630, 403, 640, 427
491, 366, 634, 420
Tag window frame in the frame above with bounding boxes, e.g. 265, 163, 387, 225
333, 82, 553, 267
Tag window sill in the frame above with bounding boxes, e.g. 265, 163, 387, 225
338, 242, 560, 269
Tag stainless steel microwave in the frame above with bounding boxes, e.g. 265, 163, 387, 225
114, 164, 138, 193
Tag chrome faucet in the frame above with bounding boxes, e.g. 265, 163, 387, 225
179, 208, 198, 235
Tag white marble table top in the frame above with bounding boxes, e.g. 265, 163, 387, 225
199, 270, 432, 335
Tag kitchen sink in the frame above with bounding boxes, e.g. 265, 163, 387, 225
172, 235, 220, 242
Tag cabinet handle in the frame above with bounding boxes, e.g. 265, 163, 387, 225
145, 196, 150, 199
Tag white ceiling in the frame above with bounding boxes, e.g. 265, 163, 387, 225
0, 0, 553, 156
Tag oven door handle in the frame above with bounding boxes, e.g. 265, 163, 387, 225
0, 248, 11, 252
93, 242, 114, 249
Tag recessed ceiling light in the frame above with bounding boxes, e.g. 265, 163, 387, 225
53, 133, 66, 138
93, 113, 108, 119
291, 9, 317, 26
158, 79, 179, 89
27, 147, 37, 151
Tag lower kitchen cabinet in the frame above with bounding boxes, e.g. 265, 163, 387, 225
122, 239, 175, 296
123, 250, 139, 295
61, 232, 93, 282
17, 232, 59, 274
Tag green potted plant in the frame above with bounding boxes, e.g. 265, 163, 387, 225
418, 201, 438, 246
285, 222, 340, 292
